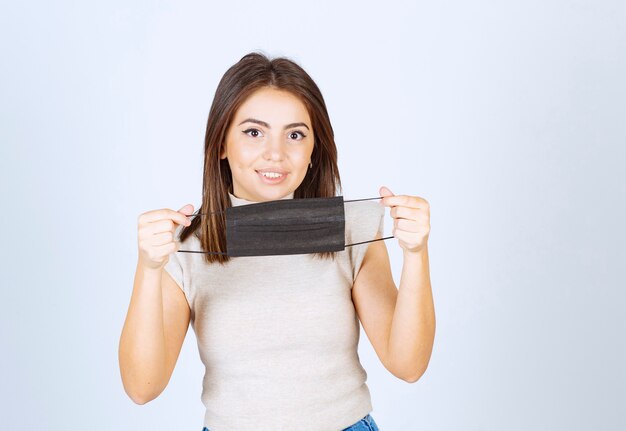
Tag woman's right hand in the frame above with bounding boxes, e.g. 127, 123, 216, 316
137, 204, 195, 270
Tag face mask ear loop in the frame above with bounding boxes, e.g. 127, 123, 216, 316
342, 196, 382, 203
178, 209, 229, 255
343, 196, 394, 247
344, 236, 394, 247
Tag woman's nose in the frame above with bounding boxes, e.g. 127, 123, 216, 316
262, 136, 286, 160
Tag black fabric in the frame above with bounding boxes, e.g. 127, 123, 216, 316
178, 195, 391, 257
226, 196, 345, 256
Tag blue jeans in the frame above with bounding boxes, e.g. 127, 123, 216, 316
340, 413, 380, 430
201, 413, 380, 430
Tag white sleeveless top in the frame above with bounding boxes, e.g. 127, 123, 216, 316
164, 192, 385, 431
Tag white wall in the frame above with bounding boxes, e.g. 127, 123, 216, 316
1, 1, 625, 429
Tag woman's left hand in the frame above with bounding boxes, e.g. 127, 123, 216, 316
379, 185, 430, 254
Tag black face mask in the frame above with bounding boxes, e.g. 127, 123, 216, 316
177, 196, 393, 257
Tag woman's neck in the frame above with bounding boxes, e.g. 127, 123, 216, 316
228, 191, 295, 207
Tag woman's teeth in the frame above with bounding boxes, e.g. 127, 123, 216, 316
260, 172, 283, 178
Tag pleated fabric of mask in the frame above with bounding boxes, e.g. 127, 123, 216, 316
178, 195, 392, 257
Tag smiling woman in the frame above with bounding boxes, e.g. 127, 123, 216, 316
119, 51, 398, 431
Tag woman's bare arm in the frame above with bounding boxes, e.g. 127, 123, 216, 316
118, 262, 190, 404
118, 205, 194, 404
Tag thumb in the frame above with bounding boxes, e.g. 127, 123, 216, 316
379, 186, 394, 207
178, 204, 195, 216
379, 185, 394, 197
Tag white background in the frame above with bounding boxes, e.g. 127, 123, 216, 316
1, 1, 625, 430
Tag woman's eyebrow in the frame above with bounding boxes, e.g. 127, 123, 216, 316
237, 118, 310, 131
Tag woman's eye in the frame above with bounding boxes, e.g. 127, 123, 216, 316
289, 130, 307, 140
242, 128, 262, 138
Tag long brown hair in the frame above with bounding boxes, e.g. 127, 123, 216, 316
179, 51, 342, 265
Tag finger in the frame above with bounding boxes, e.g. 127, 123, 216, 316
177, 204, 194, 226
177, 204, 194, 216
390, 206, 421, 220
152, 240, 179, 257
394, 218, 424, 233
140, 205, 194, 227
150, 230, 175, 247
144, 218, 179, 236
383, 195, 428, 209
379, 185, 395, 197
378, 185, 395, 205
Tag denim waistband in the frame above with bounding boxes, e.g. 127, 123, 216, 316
201, 413, 379, 431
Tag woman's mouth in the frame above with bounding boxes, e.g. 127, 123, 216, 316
256, 169, 287, 184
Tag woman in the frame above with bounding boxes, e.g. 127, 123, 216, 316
119, 52, 435, 431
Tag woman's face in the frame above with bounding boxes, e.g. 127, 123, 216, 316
221, 87, 315, 202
